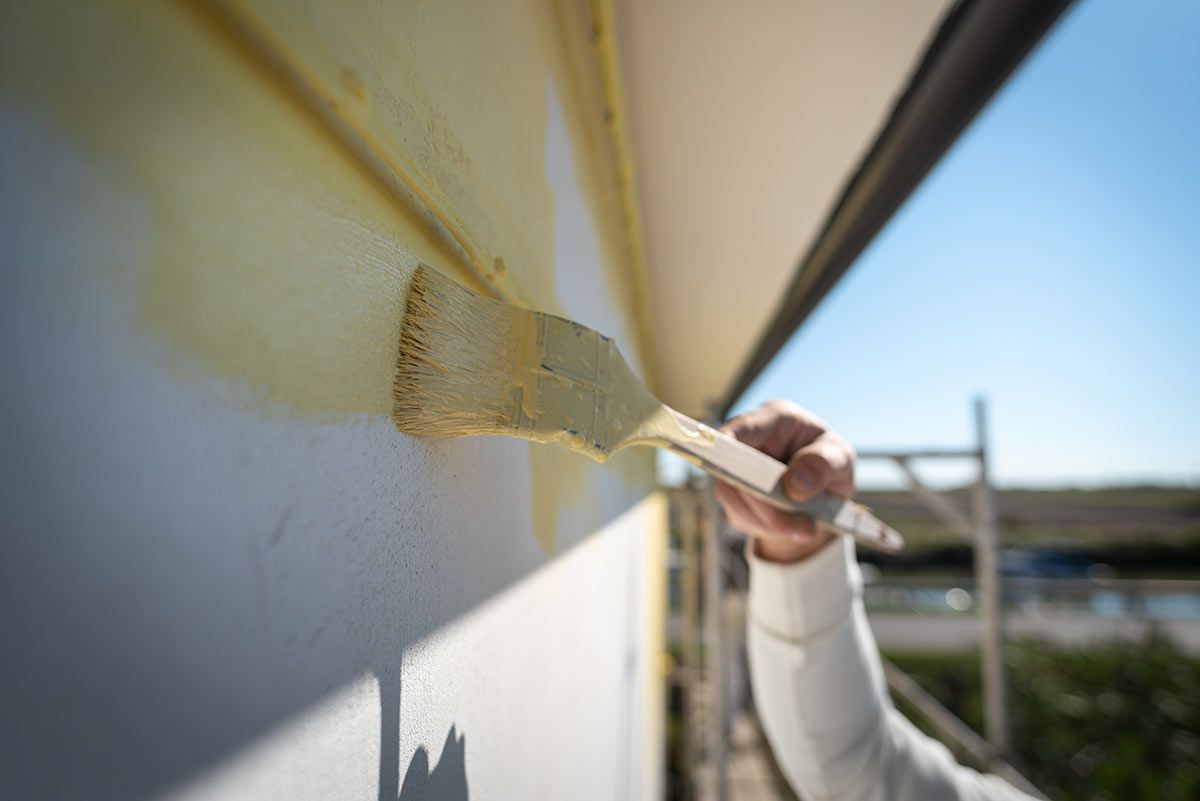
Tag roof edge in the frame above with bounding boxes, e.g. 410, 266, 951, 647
717, 0, 1076, 418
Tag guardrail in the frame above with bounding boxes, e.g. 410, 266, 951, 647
882, 660, 1047, 799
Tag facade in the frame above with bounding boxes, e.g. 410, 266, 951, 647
2, 1, 1063, 798
1, 2, 664, 799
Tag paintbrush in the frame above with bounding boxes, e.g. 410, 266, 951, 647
393, 265, 903, 552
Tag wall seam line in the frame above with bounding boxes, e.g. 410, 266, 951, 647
198, 0, 519, 301
587, 0, 661, 395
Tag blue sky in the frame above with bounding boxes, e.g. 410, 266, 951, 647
730, 0, 1200, 489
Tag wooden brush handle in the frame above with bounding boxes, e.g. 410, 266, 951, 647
661, 408, 904, 553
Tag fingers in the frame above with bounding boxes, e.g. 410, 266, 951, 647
752, 498, 819, 539
722, 400, 815, 461
783, 432, 857, 500
714, 481, 764, 535
722, 401, 856, 500
722, 400, 832, 458
715, 480, 817, 541
716, 400, 857, 544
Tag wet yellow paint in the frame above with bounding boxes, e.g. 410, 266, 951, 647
211, 0, 660, 550
214, 1, 657, 377
583, 0, 660, 393
640, 491, 670, 754
1, 0, 655, 552
528, 447, 655, 554
393, 266, 660, 552
0, 0, 468, 419
213, 0, 553, 308
393, 267, 713, 466
529, 447, 590, 554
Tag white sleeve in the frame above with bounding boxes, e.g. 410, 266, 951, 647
746, 537, 1037, 801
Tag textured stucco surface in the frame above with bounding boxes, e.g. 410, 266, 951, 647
0, 2, 663, 799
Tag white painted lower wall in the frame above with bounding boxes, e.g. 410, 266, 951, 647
0, 4, 665, 799
0, 112, 663, 801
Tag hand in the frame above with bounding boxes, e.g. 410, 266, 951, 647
716, 401, 856, 563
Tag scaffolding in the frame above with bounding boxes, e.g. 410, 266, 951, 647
858, 397, 1009, 759
666, 398, 1046, 800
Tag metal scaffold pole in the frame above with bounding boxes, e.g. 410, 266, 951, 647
698, 478, 728, 801
857, 397, 1011, 759
678, 484, 701, 797
973, 397, 1010, 757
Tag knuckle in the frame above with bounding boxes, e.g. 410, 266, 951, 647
829, 431, 856, 460
764, 399, 802, 417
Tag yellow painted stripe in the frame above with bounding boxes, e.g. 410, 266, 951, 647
588, 0, 660, 395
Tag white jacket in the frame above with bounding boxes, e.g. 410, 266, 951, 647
746, 537, 1037, 801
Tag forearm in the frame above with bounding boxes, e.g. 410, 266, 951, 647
746, 538, 1037, 801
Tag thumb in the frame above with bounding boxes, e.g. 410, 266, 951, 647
783, 448, 831, 501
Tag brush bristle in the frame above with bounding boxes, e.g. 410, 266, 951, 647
392, 266, 526, 437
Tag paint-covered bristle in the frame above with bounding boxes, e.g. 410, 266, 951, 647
393, 264, 664, 459
392, 266, 528, 437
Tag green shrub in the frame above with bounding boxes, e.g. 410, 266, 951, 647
887, 633, 1200, 801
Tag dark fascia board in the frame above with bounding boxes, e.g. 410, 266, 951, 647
717, 0, 1076, 418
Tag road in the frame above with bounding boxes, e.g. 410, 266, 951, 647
869, 610, 1200, 653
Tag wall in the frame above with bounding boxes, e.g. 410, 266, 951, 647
0, 2, 664, 799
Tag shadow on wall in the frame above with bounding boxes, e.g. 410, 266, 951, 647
0, 11, 658, 795
398, 726, 469, 801
1, 402, 648, 801
0, 121, 653, 801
